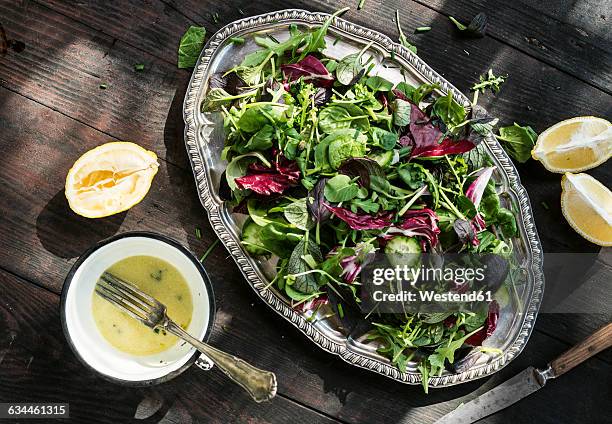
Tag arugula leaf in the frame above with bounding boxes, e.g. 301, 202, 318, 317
324, 175, 360, 202
411, 83, 440, 105
299, 8, 348, 59
471, 69, 507, 94
428, 326, 483, 375
496, 123, 537, 163
351, 198, 380, 214
178, 26, 206, 68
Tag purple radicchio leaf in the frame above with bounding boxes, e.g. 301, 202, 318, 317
465, 300, 500, 346
324, 205, 394, 230
385, 208, 441, 248
235, 156, 300, 195
280, 55, 335, 88
407, 103, 475, 158
465, 166, 495, 208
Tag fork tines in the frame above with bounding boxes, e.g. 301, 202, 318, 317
95, 272, 161, 328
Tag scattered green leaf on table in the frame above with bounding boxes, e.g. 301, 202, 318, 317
178, 26, 206, 68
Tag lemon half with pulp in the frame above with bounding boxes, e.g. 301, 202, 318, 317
532, 116, 611, 173
561, 172, 612, 246
65, 142, 159, 218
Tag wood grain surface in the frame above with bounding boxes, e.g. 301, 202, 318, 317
0, 0, 610, 423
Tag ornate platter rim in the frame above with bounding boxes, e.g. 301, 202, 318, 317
182, 9, 545, 387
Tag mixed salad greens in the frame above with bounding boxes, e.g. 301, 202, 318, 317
202, 11, 519, 391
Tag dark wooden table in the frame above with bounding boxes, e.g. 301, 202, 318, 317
1, 1, 611, 423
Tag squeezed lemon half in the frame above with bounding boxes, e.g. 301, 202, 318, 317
561, 172, 612, 247
532, 116, 611, 173
65, 142, 159, 218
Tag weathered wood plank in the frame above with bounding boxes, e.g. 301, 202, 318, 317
411, 0, 612, 93
2, 0, 611, 256
1, 265, 610, 424
0, 86, 610, 423
0, 0, 190, 168
0, 268, 342, 424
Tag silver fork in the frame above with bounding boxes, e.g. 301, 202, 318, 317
96, 272, 277, 402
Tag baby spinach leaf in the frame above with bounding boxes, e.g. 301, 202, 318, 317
324, 175, 360, 202
370, 127, 398, 150
456, 195, 478, 219
327, 129, 368, 169
247, 199, 273, 227
496, 123, 537, 163
394, 82, 416, 99
366, 76, 393, 92
314, 138, 333, 172
495, 208, 518, 238
392, 98, 412, 127
369, 175, 392, 194
284, 198, 314, 230
260, 222, 302, 258
237, 105, 283, 133
432, 91, 466, 128
238, 124, 275, 153
287, 239, 324, 294
336, 53, 364, 85
319, 104, 369, 134
178, 26, 206, 68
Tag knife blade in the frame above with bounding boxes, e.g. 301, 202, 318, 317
434, 366, 543, 424
434, 322, 612, 424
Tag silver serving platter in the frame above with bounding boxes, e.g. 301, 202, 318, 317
183, 9, 544, 387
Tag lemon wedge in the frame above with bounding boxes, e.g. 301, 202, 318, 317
561, 172, 612, 246
65, 142, 159, 218
532, 116, 611, 173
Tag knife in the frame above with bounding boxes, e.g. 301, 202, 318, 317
434, 322, 612, 424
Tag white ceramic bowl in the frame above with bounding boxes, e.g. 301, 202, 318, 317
61, 231, 215, 385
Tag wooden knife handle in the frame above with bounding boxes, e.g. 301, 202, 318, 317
549, 322, 612, 378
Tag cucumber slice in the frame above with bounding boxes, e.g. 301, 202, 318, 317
385, 236, 422, 267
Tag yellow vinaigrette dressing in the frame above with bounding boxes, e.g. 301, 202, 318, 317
92, 255, 193, 355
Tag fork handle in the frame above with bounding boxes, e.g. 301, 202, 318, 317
165, 321, 277, 402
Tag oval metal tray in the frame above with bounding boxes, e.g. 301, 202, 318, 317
182, 9, 545, 387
